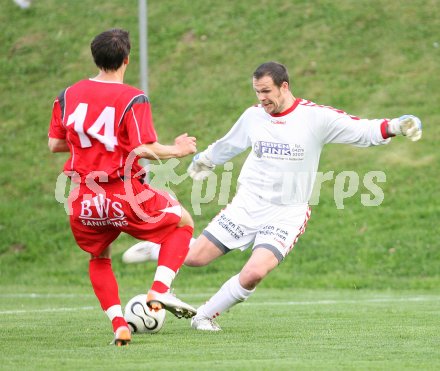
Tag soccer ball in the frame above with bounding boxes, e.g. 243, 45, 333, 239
124, 294, 166, 334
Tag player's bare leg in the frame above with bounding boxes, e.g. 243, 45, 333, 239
184, 234, 224, 267
238, 247, 279, 290
123, 234, 226, 320
122, 234, 222, 266
191, 247, 278, 331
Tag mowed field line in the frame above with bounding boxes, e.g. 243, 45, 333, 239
1, 294, 439, 315
0, 306, 96, 315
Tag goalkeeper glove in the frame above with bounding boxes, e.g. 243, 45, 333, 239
388, 115, 422, 141
187, 150, 215, 181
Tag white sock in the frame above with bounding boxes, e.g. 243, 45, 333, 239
153, 265, 176, 288
197, 274, 255, 319
105, 305, 123, 321
150, 237, 196, 260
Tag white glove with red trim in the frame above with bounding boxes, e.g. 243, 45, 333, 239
187, 148, 215, 181
388, 115, 422, 141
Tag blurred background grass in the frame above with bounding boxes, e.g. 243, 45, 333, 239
0, 0, 438, 290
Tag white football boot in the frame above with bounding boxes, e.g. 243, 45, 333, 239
111, 326, 131, 346
147, 290, 197, 319
191, 316, 222, 331
14, 0, 32, 8
122, 241, 160, 264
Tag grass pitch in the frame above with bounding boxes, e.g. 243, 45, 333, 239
1, 287, 439, 370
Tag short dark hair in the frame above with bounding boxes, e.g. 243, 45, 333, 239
253, 62, 290, 87
90, 28, 131, 71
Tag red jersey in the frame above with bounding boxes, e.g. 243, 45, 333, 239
48, 79, 157, 182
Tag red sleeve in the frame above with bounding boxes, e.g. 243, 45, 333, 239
48, 99, 66, 139
124, 101, 158, 151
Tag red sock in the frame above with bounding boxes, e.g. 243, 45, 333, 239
89, 258, 121, 311
151, 225, 193, 293
111, 317, 128, 332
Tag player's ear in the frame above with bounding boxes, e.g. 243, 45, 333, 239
124, 56, 130, 65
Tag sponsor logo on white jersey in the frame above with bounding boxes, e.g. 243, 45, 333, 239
253, 141, 305, 161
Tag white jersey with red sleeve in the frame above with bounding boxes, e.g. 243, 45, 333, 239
48, 79, 157, 182
208, 98, 392, 205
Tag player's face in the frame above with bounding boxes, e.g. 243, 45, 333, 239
253, 76, 289, 114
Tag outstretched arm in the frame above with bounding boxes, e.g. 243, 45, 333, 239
322, 109, 422, 147
134, 133, 197, 160
187, 109, 252, 181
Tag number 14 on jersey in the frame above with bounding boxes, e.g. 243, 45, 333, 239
67, 103, 118, 152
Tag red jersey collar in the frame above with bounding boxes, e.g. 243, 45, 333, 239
270, 98, 301, 117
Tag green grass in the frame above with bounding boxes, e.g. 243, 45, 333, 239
1, 287, 439, 370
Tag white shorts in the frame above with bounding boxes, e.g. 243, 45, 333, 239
203, 188, 311, 262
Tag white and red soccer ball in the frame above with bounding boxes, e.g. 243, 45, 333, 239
124, 294, 166, 334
